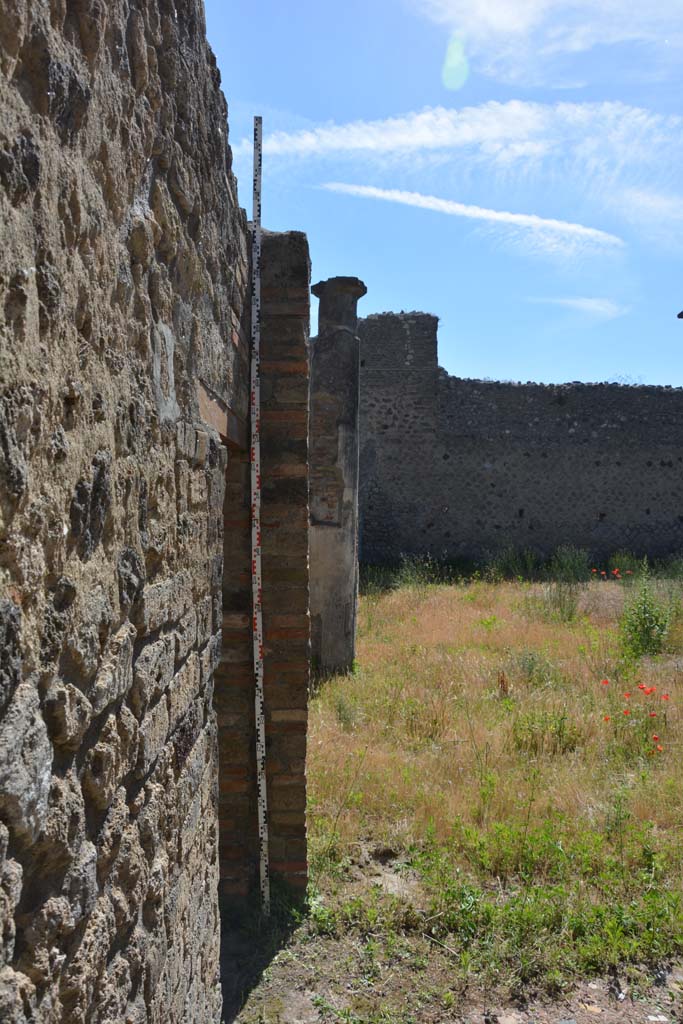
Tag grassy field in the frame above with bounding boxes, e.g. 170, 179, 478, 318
304, 560, 683, 1008
232, 557, 683, 1023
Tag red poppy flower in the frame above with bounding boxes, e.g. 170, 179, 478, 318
649, 712, 657, 718
600, 571, 607, 576
612, 568, 620, 575
656, 744, 663, 753
601, 679, 609, 686
662, 694, 671, 701
638, 683, 646, 690
644, 687, 655, 696
591, 568, 598, 573
623, 692, 631, 699
604, 715, 610, 722
652, 734, 660, 742
623, 709, 631, 715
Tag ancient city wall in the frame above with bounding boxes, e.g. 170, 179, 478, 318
359, 313, 683, 564
0, 2, 254, 1021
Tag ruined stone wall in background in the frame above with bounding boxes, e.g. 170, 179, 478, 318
0, 2, 249, 1021
359, 313, 683, 564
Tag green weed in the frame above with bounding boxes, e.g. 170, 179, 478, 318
511, 709, 582, 756
524, 581, 583, 623
620, 572, 671, 659
547, 545, 591, 583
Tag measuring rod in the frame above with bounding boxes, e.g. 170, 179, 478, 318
250, 115, 270, 914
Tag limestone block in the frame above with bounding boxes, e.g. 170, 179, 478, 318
130, 634, 174, 718
189, 470, 208, 506
0, 683, 51, 842
43, 680, 92, 750
62, 839, 97, 924
82, 709, 138, 811
136, 572, 192, 633
68, 450, 112, 560
17, 894, 74, 986
195, 595, 213, 650
64, 584, 114, 683
40, 771, 85, 867
88, 621, 137, 714
175, 458, 189, 515
175, 606, 197, 666
0, 966, 36, 1024
136, 780, 170, 860
137, 697, 170, 775
176, 421, 195, 461
0, 825, 22, 966
193, 429, 209, 467
117, 547, 146, 612
95, 787, 129, 882
59, 896, 116, 1024
167, 653, 200, 734
0, 600, 21, 714
109, 824, 148, 930
176, 726, 211, 825
94, 950, 132, 1024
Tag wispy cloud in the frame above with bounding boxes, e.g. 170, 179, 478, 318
529, 296, 630, 319
236, 101, 680, 178
413, 0, 683, 85
620, 188, 683, 223
322, 183, 624, 257
609, 187, 683, 248
233, 101, 683, 254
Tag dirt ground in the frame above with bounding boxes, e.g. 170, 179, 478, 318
223, 856, 683, 1024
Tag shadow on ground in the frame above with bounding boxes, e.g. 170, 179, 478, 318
220, 893, 303, 1022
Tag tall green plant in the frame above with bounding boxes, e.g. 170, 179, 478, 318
548, 545, 591, 583
620, 571, 670, 659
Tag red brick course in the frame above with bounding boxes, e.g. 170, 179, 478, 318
217, 231, 311, 902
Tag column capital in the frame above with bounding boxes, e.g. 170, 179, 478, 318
312, 276, 367, 336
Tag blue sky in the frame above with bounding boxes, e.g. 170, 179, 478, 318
204, 0, 683, 385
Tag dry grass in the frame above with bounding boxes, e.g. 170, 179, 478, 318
309, 580, 683, 858
256, 575, 683, 1012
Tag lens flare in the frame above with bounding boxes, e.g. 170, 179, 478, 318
442, 33, 469, 90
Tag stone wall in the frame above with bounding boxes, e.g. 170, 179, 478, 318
359, 313, 683, 564
0, 2, 250, 1021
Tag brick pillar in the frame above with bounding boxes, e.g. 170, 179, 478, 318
260, 231, 311, 894
216, 231, 311, 901
216, 440, 255, 900
309, 276, 367, 673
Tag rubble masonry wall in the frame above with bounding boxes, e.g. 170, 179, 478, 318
0, 2, 250, 1021
359, 313, 683, 564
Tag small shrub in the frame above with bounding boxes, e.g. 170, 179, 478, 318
511, 709, 582, 756
334, 694, 359, 731
487, 546, 540, 581
395, 554, 440, 588
401, 694, 449, 743
655, 554, 683, 580
511, 649, 562, 690
607, 550, 643, 578
359, 564, 395, 595
620, 574, 671, 659
524, 581, 582, 623
548, 545, 591, 583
